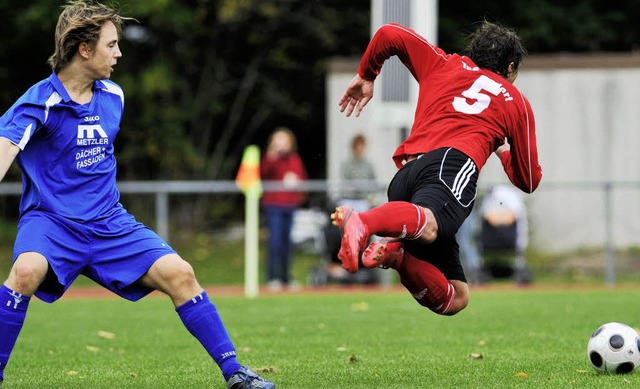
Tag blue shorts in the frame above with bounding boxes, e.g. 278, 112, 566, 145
13, 207, 177, 303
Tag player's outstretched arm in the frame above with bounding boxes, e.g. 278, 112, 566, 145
338, 74, 374, 117
0, 138, 20, 182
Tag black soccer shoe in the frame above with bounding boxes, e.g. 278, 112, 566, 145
225, 366, 275, 389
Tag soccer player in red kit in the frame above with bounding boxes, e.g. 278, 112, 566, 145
333, 21, 542, 315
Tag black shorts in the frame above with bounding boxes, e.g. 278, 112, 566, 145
387, 147, 478, 282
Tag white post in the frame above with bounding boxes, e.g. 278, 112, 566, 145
244, 190, 260, 298
236, 144, 263, 298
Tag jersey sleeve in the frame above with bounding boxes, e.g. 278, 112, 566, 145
0, 101, 45, 150
357, 23, 448, 82
499, 97, 543, 193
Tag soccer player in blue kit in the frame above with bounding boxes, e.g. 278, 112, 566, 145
0, 1, 275, 388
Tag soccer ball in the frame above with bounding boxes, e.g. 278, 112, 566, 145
587, 322, 640, 374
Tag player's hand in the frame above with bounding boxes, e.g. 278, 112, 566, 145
338, 74, 374, 117
495, 139, 510, 158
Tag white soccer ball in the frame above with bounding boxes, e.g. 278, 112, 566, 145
587, 322, 640, 374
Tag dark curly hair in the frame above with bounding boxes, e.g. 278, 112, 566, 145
463, 21, 527, 78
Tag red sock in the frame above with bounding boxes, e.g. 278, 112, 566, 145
397, 252, 455, 314
359, 201, 427, 240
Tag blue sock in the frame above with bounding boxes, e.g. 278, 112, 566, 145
0, 285, 31, 382
176, 291, 241, 381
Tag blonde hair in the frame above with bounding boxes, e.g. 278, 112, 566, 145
48, 0, 134, 72
268, 126, 298, 153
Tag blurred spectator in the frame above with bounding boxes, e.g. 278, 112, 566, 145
456, 211, 484, 284
329, 133, 379, 283
478, 184, 532, 284
260, 127, 307, 291
339, 133, 376, 212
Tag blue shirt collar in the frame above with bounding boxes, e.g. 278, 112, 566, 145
48, 72, 107, 103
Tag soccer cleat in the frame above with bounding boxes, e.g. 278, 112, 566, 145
361, 240, 404, 269
331, 206, 370, 273
226, 366, 276, 389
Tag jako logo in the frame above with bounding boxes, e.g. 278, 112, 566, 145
77, 124, 109, 146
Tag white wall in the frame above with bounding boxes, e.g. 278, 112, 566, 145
502, 67, 640, 251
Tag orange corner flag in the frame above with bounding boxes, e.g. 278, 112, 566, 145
236, 145, 263, 196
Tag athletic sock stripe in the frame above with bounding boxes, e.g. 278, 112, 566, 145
407, 204, 427, 240
438, 284, 456, 314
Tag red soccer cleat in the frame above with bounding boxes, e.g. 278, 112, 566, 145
331, 206, 369, 273
361, 240, 404, 269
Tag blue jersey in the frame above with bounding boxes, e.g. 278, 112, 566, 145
0, 72, 124, 221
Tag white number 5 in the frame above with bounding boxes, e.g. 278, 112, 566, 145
452, 75, 502, 114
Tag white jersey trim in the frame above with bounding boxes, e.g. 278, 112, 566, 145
44, 91, 62, 123
100, 80, 124, 107
17, 123, 33, 150
16, 91, 62, 150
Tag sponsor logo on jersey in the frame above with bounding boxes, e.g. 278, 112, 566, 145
76, 123, 109, 169
77, 124, 109, 146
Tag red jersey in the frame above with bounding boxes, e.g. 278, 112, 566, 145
260, 152, 307, 207
358, 23, 542, 193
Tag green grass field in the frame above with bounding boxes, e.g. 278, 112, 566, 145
1, 217, 640, 388
3, 286, 640, 388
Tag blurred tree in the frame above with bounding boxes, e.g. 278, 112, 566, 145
0, 0, 371, 182
438, 0, 640, 53
115, 0, 371, 181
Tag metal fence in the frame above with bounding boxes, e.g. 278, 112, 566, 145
0, 180, 386, 242
0, 179, 637, 284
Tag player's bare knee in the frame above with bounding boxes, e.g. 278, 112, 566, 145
7, 255, 48, 294
423, 207, 438, 243
413, 226, 437, 245
169, 259, 197, 289
443, 295, 469, 316
162, 259, 203, 306
422, 227, 438, 243
414, 208, 437, 244
443, 281, 469, 315
144, 255, 199, 294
